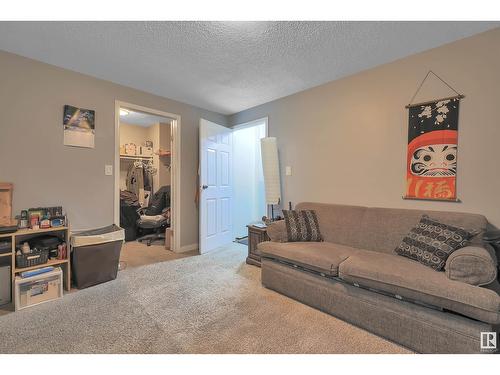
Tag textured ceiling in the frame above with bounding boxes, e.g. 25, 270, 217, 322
0, 21, 498, 115
120, 109, 172, 127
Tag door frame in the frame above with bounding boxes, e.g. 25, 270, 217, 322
231, 116, 268, 133
114, 100, 182, 252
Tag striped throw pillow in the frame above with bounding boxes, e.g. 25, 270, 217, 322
282, 210, 323, 242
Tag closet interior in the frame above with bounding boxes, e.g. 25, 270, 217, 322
119, 108, 173, 249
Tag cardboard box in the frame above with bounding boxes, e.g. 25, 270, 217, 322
139, 146, 153, 156
124, 143, 137, 155
165, 228, 172, 250
0, 183, 13, 225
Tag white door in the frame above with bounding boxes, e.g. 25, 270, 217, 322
199, 119, 233, 254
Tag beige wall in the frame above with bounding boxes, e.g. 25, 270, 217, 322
230, 28, 500, 227
119, 122, 150, 146
0, 50, 227, 247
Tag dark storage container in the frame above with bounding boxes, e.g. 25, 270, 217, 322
30, 235, 63, 259
16, 248, 49, 268
0, 240, 11, 255
70, 225, 125, 289
120, 201, 140, 241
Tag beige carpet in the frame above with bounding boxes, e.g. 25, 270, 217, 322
119, 241, 197, 269
0, 243, 411, 354
0, 241, 194, 316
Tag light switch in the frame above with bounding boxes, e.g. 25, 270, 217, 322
105, 165, 113, 176
285, 166, 292, 176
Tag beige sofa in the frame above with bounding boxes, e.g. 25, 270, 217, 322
258, 202, 500, 353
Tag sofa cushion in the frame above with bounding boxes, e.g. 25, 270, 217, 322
445, 245, 498, 286
295, 202, 367, 247
338, 251, 500, 324
395, 215, 477, 271
354, 207, 487, 254
282, 210, 323, 242
258, 241, 360, 277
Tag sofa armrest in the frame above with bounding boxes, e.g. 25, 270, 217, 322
267, 220, 287, 242
445, 245, 498, 286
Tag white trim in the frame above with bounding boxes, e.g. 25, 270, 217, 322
178, 243, 198, 253
231, 116, 268, 134
114, 100, 182, 253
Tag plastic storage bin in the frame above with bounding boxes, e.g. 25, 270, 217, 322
14, 268, 63, 310
15, 248, 49, 269
71, 225, 125, 289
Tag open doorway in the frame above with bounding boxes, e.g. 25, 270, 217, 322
232, 118, 268, 245
114, 102, 186, 268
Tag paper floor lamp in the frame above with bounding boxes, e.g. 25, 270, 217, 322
260, 137, 281, 221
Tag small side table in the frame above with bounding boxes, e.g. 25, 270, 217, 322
246, 223, 270, 267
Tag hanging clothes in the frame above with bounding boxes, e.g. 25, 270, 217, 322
127, 162, 145, 206
143, 161, 156, 195
125, 160, 158, 207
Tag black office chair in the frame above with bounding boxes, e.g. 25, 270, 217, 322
136, 186, 171, 246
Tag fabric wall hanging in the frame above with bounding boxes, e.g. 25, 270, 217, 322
404, 71, 464, 201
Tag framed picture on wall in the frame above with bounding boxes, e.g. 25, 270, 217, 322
63, 105, 95, 148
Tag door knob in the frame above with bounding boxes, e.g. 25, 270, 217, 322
202, 185, 208, 190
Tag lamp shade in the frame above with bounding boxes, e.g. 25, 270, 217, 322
260, 137, 281, 205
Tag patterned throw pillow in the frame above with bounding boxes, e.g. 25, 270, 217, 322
282, 210, 323, 242
395, 215, 477, 271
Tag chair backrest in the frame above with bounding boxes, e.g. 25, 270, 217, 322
145, 186, 171, 216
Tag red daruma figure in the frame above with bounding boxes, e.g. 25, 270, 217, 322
405, 98, 460, 200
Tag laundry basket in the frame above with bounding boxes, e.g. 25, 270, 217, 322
71, 225, 125, 289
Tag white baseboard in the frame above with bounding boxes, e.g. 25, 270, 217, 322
177, 243, 199, 253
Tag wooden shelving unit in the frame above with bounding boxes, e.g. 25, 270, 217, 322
3, 226, 69, 238
1, 226, 71, 307
13, 258, 69, 273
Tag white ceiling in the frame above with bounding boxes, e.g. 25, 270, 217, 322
0, 22, 498, 115
120, 109, 172, 127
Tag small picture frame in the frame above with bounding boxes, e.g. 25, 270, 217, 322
63, 105, 95, 148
